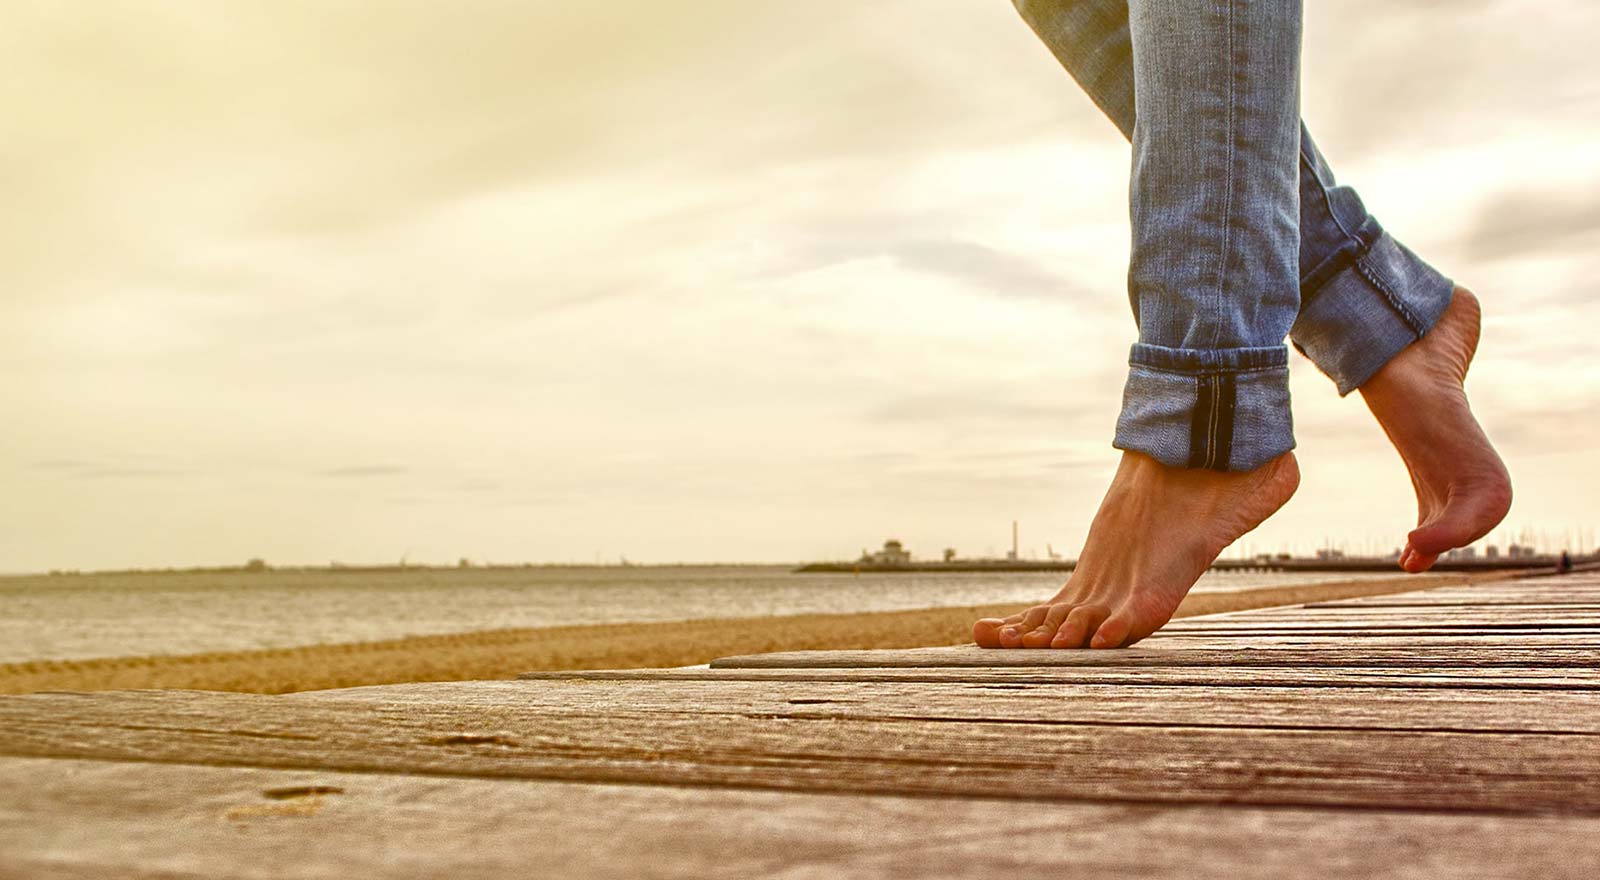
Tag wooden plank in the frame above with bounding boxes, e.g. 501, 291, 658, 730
1307, 600, 1600, 611
1309, 589, 1600, 607
5, 756, 1597, 880
1152, 630, 1600, 646
1165, 610, 1600, 625
1156, 616, 1600, 627
1322, 586, 1600, 599
1165, 612, 1600, 623
709, 644, 1600, 668
519, 665, 1600, 690
0, 690, 1597, 813
289, 679, 1600, 734
1233, 588, 1600, 602
1137, 634, 1600, 648
1139, 631, 1600, 644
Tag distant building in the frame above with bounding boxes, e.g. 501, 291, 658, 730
1315, 548, 1346, 561
244, 558, 268, 572
861, 539, 912, 566
1486, 545, 1500, 559
1445, 547, 1478, 560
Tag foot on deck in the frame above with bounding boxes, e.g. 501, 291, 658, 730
973, 449, 1299, 649
1359, 288, 1512, 573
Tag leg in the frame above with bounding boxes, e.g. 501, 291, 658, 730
977, 0, 1305, 650
1003, 0, 1510, 572
1011, 0, 1451, 388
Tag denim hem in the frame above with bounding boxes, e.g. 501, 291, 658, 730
1113, 361, 1294, 473
1290, 232, 1454, 396
1129, 342, 1289, 375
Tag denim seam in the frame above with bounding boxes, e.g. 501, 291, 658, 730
1205, 377, 1219, 469
1297, 144, 1357, 246
1216, 373, 1236, 470
1129, 362, 1286, 377
1184, 373, 1238, 471
1301, 216, 1384, 302
1353, 256, 1425, 338
1211, 0, 1238, 352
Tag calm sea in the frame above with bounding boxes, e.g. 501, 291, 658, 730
0, 564, 1418, 663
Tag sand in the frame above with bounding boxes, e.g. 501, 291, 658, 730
0, 573, 1509, 695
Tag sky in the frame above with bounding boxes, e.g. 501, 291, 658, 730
4, 0, 1599, 571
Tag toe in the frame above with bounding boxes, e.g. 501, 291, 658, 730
972, 618, 1006, 648
1051, 605, 1108, 649
1021, 605, 1071, 648
1090, 614, 1134, 649
973, 610, 1028, 647
1400, 543, 1439, 573
994, 607, 1046, 648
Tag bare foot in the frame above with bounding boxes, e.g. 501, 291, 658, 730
973, 450, 1300, 649
1359, 288, 1512, 572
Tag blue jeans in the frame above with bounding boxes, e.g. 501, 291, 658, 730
1014, 0, 1454, 471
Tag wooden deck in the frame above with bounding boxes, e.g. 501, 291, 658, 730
4, 572, 1600, 878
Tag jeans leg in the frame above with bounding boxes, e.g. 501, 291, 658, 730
1111, 0, 1304, 472
1292, 138, 1453, 394
1012, 0, 1455, 400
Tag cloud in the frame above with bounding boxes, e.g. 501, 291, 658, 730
75, 467, 189, 480
317, 465, 408, 478
1461, 188, 1600, 262
863, 391, 1105, 428
890, 239, 1076, 302
25, 460, 188, 479
1303, 0, 1600, 160
2, 1, 1598, 570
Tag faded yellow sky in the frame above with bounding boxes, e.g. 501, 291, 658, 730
4, 0, 1599, 571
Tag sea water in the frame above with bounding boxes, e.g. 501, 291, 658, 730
0, 565, 1419, 663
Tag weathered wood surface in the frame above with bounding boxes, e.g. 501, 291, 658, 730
0, 688, 1596, 813
7, 757, 1598, 880
1142, 631, 1600, 642
1159, 611, 1600, 626
1312, 582, 1600, 604
7, 570, 1600, 877
293, 679, 1600, 734
1162, 605, 1600, 623
710, 644, 1600, 668
520, 665, 1600, 690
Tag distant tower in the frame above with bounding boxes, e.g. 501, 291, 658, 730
1008, 520, 1019, 561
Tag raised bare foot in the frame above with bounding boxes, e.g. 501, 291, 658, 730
973, 450, 1300, 649
1359, 288, 1512, 572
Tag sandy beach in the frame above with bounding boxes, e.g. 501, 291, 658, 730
0, 572, 1513, 695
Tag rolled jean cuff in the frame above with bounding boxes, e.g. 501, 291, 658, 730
1291, 228, 1454, 396
1112, 344, 1294, 473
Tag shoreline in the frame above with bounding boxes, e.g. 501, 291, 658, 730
0, 571, 1514, 695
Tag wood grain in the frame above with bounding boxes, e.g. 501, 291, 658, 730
291, 679, 1600, 734
0, 689, 1596, 813
519, 665, 1600, 690
709, 644, 1600, 668
10, 571, 1600, 878
6, 756, 1597, 880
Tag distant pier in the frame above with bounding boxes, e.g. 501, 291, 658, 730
795, 556, 1574, 575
